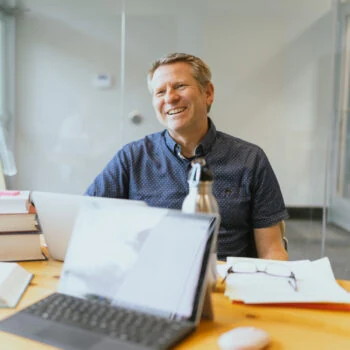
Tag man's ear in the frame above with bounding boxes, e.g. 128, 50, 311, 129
205, 82, 214, 106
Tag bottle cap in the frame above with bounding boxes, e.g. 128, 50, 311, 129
188, 158, 213, 185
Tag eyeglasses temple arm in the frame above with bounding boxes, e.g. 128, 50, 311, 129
221, 266, 233, 284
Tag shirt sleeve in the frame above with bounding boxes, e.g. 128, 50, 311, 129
250, 148, 289, 228
85, 148, 129, 198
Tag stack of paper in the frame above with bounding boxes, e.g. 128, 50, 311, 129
219, 257, 350, 310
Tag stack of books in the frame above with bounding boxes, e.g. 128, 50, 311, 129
0, 190, 46, 261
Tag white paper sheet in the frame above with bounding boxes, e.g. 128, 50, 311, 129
223, 257, 350, 304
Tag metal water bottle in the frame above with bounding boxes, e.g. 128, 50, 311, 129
182, 158, 219, 286
182, 158, 219, 214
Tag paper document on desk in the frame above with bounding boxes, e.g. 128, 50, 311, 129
223, 257, 350, 305
217, 257, 310, 279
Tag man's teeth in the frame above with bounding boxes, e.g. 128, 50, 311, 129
167, 107, 186, 115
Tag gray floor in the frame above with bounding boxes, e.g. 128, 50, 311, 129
286, 219, 350, 280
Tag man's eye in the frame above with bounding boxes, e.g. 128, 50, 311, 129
175, 84, 186, 89
155, 90, 165, 96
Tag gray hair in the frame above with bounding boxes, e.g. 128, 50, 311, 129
147, 53, 213, 112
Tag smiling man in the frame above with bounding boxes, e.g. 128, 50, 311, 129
86, 53, 289, 261
150, 60, 213, 158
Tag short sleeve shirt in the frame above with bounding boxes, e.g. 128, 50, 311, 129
85, 118, 289, 259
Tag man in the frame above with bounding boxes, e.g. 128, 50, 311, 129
86, 53, 289, 261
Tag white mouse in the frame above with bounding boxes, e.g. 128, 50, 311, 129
218, 326, 270, 350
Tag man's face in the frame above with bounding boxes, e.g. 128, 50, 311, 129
150, 62, 214, 137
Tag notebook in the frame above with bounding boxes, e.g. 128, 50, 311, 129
0, 201, 219, 350
30, 191, 146, 261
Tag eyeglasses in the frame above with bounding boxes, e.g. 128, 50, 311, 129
222, 261, 298, 292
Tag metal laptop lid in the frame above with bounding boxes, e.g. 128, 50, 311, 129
58, 202, 218, 324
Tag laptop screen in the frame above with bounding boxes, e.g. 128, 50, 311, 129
58, 202, 218, 322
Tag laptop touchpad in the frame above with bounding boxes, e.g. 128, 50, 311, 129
36, 325, 102, 350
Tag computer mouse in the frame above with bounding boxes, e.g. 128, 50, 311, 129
218, 326, 270, 350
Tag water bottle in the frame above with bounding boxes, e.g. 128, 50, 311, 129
182, 158, 219, 214
182, 158, 219, 287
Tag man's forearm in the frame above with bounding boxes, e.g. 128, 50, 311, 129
254, 223, 288, 261
259, 248, 288, 261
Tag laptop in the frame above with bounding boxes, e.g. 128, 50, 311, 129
0, 201, 219, 350
31, 191, 147, 261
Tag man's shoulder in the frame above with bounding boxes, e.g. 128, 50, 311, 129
121, 130, 164, 153
216, 130, 264, 155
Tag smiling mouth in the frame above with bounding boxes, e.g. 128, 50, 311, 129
167, 107, 187, 116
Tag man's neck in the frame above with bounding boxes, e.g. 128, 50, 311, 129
169, 119, 209, 158
177, 139, 199, 158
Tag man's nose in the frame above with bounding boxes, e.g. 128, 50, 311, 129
164, 89, 179, 103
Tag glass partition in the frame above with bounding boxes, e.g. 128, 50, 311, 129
12, 0, 123, 193
328, 0, 350, 232
5, 0, 350, 278
0, 7, 16, 187
325, 0, 350, 279
122, 0, 349, 276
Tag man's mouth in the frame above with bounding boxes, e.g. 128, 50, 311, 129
166, 107, 186, 116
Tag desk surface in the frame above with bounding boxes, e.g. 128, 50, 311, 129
1, 259, 350, 350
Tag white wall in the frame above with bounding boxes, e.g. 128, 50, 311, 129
12, 0, 333, 206
15, 10, 122, 193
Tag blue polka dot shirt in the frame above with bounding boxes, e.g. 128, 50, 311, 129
85, 118, 289, 259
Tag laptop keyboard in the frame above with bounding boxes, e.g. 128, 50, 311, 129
25, 293, 194, 349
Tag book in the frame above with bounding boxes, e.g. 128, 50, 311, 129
0, 262, 33, 308
0, 203, 40, 233
0, 233, 46, 262
0, 190, 31, 214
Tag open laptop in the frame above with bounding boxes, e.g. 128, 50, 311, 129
0, 201, 219, 350
31, 191, 147, 261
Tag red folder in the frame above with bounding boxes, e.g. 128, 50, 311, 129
232, 300, 350, 311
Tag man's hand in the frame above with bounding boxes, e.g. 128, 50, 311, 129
254, 222, 288, 260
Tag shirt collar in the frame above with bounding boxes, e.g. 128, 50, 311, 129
163, 117, 217, 159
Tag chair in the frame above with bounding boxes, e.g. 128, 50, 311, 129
279, 220, 288, 251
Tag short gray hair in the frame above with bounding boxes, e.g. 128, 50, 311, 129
147, 52, 212, 93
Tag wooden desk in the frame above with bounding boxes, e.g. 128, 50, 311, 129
1, 259, 350, 350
